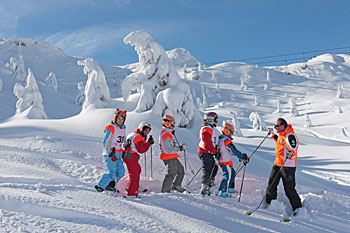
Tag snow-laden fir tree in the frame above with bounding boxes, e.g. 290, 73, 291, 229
13, 68, 47, 119
289, 97, 299, 117
304, 114, 312, 127
77, 58, 111, 110
122, 30, 195, 127
273, 98, 283, 114
201, 84, 208, 110
10, 56, 26, 83
336, 84, 344, 98
249, 111, 267, 131
76, 82, 85, 107
196, 97, 203, 111
0, 78, 3, 92
264, 83, 269, 90
240, 76, 247, 91
228, 111, 242, 136
45, 72, 58, 91
266, 70, 271, 82
254, 95, 259, 106
335, 105, 343, 113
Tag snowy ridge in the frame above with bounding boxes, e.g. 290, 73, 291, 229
1, 36, 350, 232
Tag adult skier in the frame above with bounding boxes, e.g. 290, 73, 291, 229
95, 108, 127, 193
198, 112, 219, 196
263, 117, 302, 215
217, 123, 249, 197
159, 115, 187, 193
123, 121, 154, 197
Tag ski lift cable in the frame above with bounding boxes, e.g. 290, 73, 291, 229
206, 46, 350, 66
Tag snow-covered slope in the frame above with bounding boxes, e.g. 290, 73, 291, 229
0, 37, 350, 232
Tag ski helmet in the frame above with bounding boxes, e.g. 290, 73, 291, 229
222, 122, 235, 136
138, 121, 152, 132
204, 112, 218, 125
113, 108, 127, 124
162, 115, 175, 129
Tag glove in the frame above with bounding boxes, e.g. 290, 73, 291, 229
242, 153, 249, 164
179, 143, 187, 151
109, 148, 117, 162
215, 151, 220, 159
148, 135, 154, 145
286, 150, 293, 159
268, 128, 274, 136
123, 142, 131, 151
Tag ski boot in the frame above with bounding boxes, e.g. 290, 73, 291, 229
172, 185, 186, 193
227, 188, 238, 194
105, 181, 116, 192
95, 185, 104, 193
201, 184, 211, 196
219, 191, 233, 198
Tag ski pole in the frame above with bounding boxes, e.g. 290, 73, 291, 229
173, 133, 195, 174
144, 152, 147, 178
185, 167, 201, 187
236, 133, 269, 175
247, 156, 289, 216
238, 163, 247, 202
235, 160, 242, 174
150, 145, 153, 179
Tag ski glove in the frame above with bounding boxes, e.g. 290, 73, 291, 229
242, 153, 249, 165
148, 135, 154, 145
109, 148, 117, 162
179, 143, 187, 151
215, 151, 220, 159
286, 150, 293, 159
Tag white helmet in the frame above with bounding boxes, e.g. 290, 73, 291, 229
138, 121, 152, 132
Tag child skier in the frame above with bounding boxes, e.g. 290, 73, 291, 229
95, 108, 127, 193
123, 121, 154, 197
159, 115, 187, 193
217, 122, 249, 198
198, 112, 219, 196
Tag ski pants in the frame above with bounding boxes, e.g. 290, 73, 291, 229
124, 153, 141, 196
199, 153, 218, 186
98, 153, 125, 189
218, 164, 236, 192
265, 165, 302, 211
161, 158, 185, 192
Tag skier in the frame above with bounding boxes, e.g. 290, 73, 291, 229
217, 123, 249, 198
95, 108, 127, 193
159, 115, 187, 193
123, 121, 154, 197
263, 117, 302, 215
198, 112, 219, 196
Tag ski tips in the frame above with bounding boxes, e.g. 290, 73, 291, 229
247, 211, 253, 216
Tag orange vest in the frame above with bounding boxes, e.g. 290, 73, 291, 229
159, 130, 180, 160
273, 124, 299, 167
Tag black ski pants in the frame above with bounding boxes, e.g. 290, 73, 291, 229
265, 165, 302, 211
199, 152, 218, 186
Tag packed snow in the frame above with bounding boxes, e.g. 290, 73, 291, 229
0, 35, 349, 232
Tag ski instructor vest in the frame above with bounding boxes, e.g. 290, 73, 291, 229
159, 130, 180, 160
103, 123, 126, 154
272, 124, 299, 167
198, 124, 217, 154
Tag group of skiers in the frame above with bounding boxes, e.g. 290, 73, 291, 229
94, 108, 302, 216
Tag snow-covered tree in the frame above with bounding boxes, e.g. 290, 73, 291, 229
10, 56, 26, 83
254, 95, 259, 106
289, 97, 299, 117
228, 111, 242, 136
266, 71, 271, 82
123, 30, 195, 127
0, 78, 3, 92
336, 84, 344, 98
249, 111, 267, 131
201, 84, 208, 110
240, 76, 247, 91
76, 81, 85, 107
264, 83, 269, 90
304, 114, 312, 127
77, 58, 111, 110
45, 72, 58, 91
273, 98, 283, 114
13, 68, 47, 119
335, 105, 343, 113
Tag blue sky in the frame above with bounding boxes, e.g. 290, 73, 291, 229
1, 0, 349, 66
